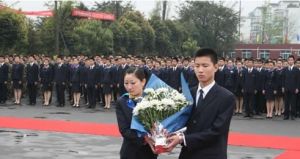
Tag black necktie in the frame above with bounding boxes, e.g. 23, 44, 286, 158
196, 89, 204, 107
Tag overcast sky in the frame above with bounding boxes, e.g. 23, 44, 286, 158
2, 0, 281, 18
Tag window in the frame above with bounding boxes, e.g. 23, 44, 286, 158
298, 51, 300, 56
228, 52, 236, 58
259, 50, 270, 59
280, 50, 291, 59
242, 50, 252, 59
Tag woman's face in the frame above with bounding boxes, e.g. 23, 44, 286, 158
124, 73, 145, 97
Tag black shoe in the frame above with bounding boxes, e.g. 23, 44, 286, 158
291, 116, 295, 120
284, 116, 289, 120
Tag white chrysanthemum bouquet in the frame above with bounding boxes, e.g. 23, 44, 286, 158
130, 74, 193, 154
133, 87, 189, 131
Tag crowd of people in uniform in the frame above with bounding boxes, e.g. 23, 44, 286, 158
0, 54, 299, 120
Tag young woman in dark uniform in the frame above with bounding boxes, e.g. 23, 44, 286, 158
263, 61, 277, 118
235, 60, 244, 114
40, 59, 53, 106
275, 60, 284, 116
70, 58, 81, 107
115, 67, 157, 159
11, 56, 24, 105
102, 59, 114, 109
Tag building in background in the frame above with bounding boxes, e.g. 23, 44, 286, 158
244, 0, 300, 44
231, 44, 300, 59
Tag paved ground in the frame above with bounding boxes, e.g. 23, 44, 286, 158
0, 101, 299, 159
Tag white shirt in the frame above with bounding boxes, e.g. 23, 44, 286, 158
0, 63, 4, 67
196, 81, 215, 105
219, 65, 224, 71
248, 67, 253, 73
289, 65, 294, 71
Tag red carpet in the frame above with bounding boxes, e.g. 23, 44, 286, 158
0, 116, 120, 137
1, 116, 300, 158
275, 151, 300, 159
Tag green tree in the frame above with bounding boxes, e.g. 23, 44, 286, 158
182, 38, 199, 56
73, 20, 113, 55
0, 8, 28, 54
179, 1, 239, 54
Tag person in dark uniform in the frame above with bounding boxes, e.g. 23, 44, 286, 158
11, 56, 24, 105
187, 60, 198, 89
224, 59, 237, 93
165, 48, 235, 159
274, 60, 284, 116
118, 57, 129, 96
40, 59, 53, 106
215, 57, 226, 87
53, 56, 69, 107
116, 67, 157, 159
242, 58, 257, 118
169, 58, 181, 91
80, 59, 89, 105
254, 59, 266, 115
70, 58, 81, 107
282, 55, 299, 120
295, 58, 300, 118
26, 55, 39, 105
86, 58, 99, 108
235, 60, 244, 114
102, 59, 114, 109
0, 55, 9, 104
263, 61, 277, 118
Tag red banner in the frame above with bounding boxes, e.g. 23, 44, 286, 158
19, 10, 53, 17
72, 9, 115, 21
0, 5, 114, 21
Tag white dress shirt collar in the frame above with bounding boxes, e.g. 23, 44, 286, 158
197, 80, 215, 100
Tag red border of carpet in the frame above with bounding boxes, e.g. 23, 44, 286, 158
1, 116, 299, 158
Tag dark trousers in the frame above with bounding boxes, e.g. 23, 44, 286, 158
0, 83, 7, 103
243, 92, 255, 116
81, 84, 88, 104
56, 83, 65, 106
296, 94, 300, 117
87, 85, 97, 108
284, 90, 297, 118
112, 85, 119, 101
255, 91, 265, 114
27, 83, 37, 104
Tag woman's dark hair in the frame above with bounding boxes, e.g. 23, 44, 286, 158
125, 67, 149, 82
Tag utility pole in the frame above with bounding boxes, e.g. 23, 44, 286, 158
239, 0, 241, 42
55, 0, 60, 55
162, 1, 167, 21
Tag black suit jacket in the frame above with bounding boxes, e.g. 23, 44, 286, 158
53, 64, 68, 84
282, 67, 300, 92
179, 84, 235, 159
115, 96, 157, 159
26, 64, 39, 84
242, 69, 258, 93
0, 63, 9, 83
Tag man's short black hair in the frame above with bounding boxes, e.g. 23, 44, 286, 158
288, 55, 295, 60
194, 48, 218, 64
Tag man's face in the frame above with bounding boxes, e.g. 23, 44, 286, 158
29, 57, 34, 63
0, 57, 4, 63
296, 61, 300, 68
218, 60, 224, 67
247, 61, 254, 68
172, 60, 177, 67
227, 60, 233, 67
56, 58, 62, 64
194, 56, 218, 85
183, 60, 189, 66
288, 58, 295, 66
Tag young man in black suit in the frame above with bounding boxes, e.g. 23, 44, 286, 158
296, 58, 300, 118
215, 57, 226, 87
86, 58, 99, 108
166, 48, 235, 159
242, 58, 257, 117
53, 56, 69, 107
26, 55, 39, 105
0, 55, 9, 104
282, 55, 299, 120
